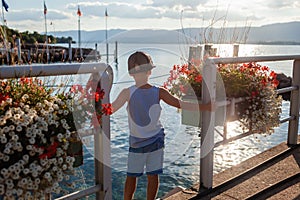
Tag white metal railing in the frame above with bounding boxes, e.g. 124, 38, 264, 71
199, 55, 300, 191
0, 63, 113, 200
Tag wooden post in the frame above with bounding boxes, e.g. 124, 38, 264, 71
68, 39, 72, 62
199, 58, 216, 190
114, 41, 118, 69
233, 44, 239, 57
188, 46, 202, 62
16, 38, 21, 64
95, 43, 98, 61
288, 59, 300, 145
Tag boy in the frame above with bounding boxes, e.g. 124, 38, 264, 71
111, 51, 214, 200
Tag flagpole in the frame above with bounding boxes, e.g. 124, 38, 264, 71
1, 1, 9, 64
78, 7, 82, 59
105, 8, 108, 65
44, 1, 49, 63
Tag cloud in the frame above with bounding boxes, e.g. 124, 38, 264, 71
6, 9, 70, 22
150, 0, 208, 8
266, 0, 300, 9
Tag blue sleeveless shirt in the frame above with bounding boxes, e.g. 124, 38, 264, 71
127, 85, 165, 149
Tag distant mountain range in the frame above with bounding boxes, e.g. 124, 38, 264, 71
49, 21, 300, 44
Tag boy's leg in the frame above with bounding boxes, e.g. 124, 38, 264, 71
147, 174, 159, 200
124, 176, 137, 200
145, 148, 164, 200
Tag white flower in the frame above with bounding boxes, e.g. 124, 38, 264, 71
1, 136, 7, 143
3, 148, 11, 154
6, 98, 12, 104
11, 134, 19, 141
3, 126, 9, 133
3, 155, 9, 162
16, 125, 22, 132
53, 104, 59, 110
58, 157, 64, 164
62, 164, 67, 170
0, 184, 5, 195
14, 113, 21, 120
36, 102, 42, 108
23, 168, 29, 175
63, 110, 69, 115
44, 172, 51, 179
17, 188, 23, 196
49, 106, 55, 112
4, 110, 12, 119
32, 171, 38, 178
23, 154, 29, 162
35, 178, 41, 184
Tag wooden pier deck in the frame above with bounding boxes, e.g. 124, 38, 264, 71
163, 136, 300, 200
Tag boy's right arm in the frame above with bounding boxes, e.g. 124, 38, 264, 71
111, 88, 129, 114
159, 87, 215, 111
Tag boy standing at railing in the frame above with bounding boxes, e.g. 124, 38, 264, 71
111, 51, 214, 200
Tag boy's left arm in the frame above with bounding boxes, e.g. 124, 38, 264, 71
159, 87, 215, 111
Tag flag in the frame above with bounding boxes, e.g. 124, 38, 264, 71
2, 0, 8, 12
105, 8, 108, 17
44, 1, 47, 15
77, 6, 82, 16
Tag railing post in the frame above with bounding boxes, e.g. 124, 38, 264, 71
199, 59, 216, 191
94, 66, 113, 200
288, 59, 300, 145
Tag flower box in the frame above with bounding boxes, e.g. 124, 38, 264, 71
164, 62, 282, 134
181, 95, 240, 127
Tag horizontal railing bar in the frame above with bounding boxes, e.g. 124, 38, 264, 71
215, 128, 224, 138
216, 115, 294, 147
55, 184, 102, 200
0, 63, 110, 79
209, 55, 300, 65
78, 128, 95, 137
280, 116, 295, 124
276, 86, 298, 94
215, 131, 254, 147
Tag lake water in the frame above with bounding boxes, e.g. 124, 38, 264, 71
71, 43, 300, 199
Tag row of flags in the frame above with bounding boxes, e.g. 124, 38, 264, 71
2, 0, 9, 12
43, 1, 108, 17
1, 1, 108, 18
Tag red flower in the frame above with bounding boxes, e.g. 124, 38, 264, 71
102, 103, 113, 115
39, 142, 59, 159
0, 93, 9, 103
194, 74, 202, 83
251, 91, 259, 97
95, 89, 105, 102
269, 71, 277, 79
272, 79, 280, 87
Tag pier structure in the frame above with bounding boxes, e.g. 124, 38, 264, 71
1, 54, 300, 200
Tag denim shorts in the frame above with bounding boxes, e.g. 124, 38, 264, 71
127, 138, 164, 177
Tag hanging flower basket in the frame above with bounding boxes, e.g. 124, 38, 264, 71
164, 62, 282, 133
0, 77, 111, 199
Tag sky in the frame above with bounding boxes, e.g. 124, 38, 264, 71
2, 0, 300, 33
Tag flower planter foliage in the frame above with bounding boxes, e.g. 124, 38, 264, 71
0, 77, 111, 199
164, 62, 282, 134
